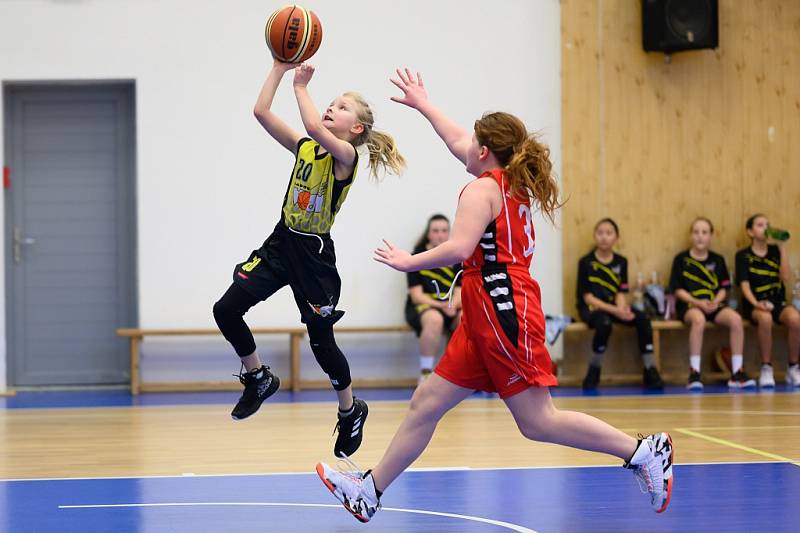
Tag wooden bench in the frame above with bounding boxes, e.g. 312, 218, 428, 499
117, 326, 414, 395
119, 320, 787, 393
561, 320, 785, 386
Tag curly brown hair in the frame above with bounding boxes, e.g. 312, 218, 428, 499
474, 111, 562, 223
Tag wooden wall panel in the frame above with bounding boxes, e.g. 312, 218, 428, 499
562, 0, 800, 316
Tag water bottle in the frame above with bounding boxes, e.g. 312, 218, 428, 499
793, 270, 800, 311
646, 271, 666, 317
632, 272, 645, 312
766, 226, 791, 241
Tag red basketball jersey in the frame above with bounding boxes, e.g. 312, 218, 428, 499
463, 169, 536, 271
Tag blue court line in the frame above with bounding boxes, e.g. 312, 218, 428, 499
2, 384, 798, 410
3, 463, 799, 532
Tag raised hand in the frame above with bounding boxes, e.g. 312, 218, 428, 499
389, 68, 428, 109
373, 239, 413, 272
293, 63, 315, 87
272, 57, 299, 74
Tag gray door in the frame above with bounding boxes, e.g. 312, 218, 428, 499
4, 83, 137, 386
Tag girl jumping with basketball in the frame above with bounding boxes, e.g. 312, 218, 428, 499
213, 59, 405, 458
316, 69, 674, 521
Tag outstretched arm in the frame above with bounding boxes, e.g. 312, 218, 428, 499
293, 64, 357, 168
253, 59, 303, 152
390, 68, 471, 165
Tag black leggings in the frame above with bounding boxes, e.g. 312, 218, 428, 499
213, 283, 352, 391
580, 308, 654, 355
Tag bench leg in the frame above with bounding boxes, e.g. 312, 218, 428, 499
653, 329, 661, 369
290, 332, 302, 393
130, 336, 141, 396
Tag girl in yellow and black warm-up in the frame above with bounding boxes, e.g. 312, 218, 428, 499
735, 214, 800, 388
405, 214, 462, 384
576, 218, 663, 391
668, 217, 753, 390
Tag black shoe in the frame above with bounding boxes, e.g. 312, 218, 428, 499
687, 369, 703, 390
643, 366, 664, 390
727, 369, 757, 389
582, 365, 601, 390
334, 398, 369, 457
231, 365, 280, 420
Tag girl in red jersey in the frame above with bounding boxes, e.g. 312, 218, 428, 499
316, 69, 674, 522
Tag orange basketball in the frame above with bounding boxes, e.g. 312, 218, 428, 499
265, 5, 323, 63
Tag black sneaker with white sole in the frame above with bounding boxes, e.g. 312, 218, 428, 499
334, 398, 369, 457
231, 365, 280, 420
687, 369, 703, 390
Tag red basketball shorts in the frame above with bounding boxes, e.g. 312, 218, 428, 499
435, 266, 558, 398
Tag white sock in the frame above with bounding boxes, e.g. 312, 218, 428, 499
732, 354, 743, 373
420, 355, 435, 373
689, 355, 701, 372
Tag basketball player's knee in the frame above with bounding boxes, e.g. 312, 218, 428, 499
213, 298, 235, 327
307, 319, 334, 344
688, 312, 706, 329
517, 418, 550, 442
757, 312, 773, 328
420, 311, 445, 335
517, 408, 558, 442
408, 384, 444, 422
592, 339, 607, 354
592, 329, 610, 353
595, 318, 613, 338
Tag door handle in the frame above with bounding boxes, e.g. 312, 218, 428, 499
13, 227, 36, 264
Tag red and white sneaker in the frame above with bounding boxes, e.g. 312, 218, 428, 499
728, 369, 757, 389
316, 456, 381, 523
625, 432, 674, 513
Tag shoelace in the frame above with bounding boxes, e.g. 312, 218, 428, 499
233, 362, 248, 386
335, 453, 366, 484
234, 363, 268, 387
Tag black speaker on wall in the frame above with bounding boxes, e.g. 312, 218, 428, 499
642, 0, 718, 54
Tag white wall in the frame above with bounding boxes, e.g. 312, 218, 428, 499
0, 0, 562, 389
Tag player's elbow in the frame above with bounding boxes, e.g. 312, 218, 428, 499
253, 107, 271, 125
452, 242, 473, 263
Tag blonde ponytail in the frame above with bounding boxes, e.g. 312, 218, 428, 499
344, 91, 406, 179
364, 128, 406, 178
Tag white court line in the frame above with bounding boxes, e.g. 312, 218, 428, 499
57, 502, 539, 533
3, 388, 798, 413
8, 404, 800, 419
0, 459, 787, 483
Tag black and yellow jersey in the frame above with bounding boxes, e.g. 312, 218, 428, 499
280, 137, 358, 234
735, 245, 785, 304
405, 245, 463, 314
576, 251, 629, 313
668, 250, 731, 316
